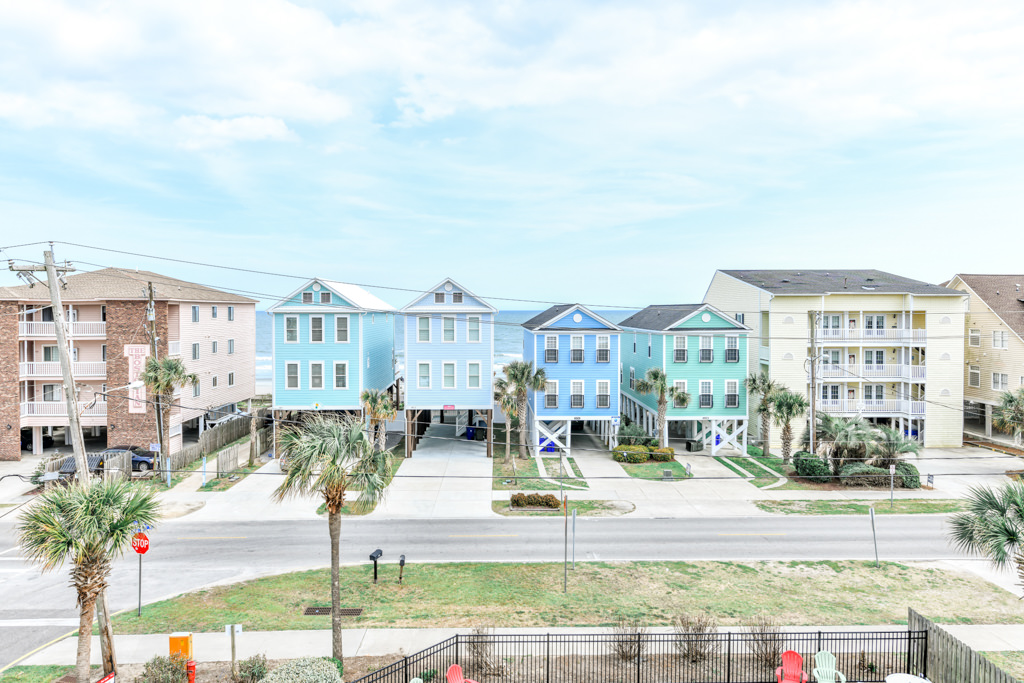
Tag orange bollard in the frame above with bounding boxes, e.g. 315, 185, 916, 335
187, 660, 196, 683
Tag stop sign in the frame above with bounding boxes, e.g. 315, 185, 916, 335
132, 532, 150, 555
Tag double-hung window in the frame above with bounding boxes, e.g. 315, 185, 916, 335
699, 380, 713, 408
228, 306, 234, 321
310, 316, 324, 343
597, 380, 610, 408
320, 291, 331, 304
228, 372, 235, 387
571, 380, 584, 409
725, 336, 739, 363
452, 292, 463, 304
545, 336, 558, 363
336, 316, 349, 342
101, 344, 107, 361
596, 336, 610, 362
335, 362, 348, 389
993, 373, 1009, 391
725, 380, 739, 408
42, 384, 60, 402
212, 376, 219, 388
212, 341, 218, 354
417, 317, 431, 342
673, 336, 687, 363
545, 380, 558, 409
191, 305, 199, 322
571, 335, 584, 363
699, 336, 713, 363
735, 313, 745, 324
286, 363, 299, 389
467, 362, 481, 389
212, 306, 218, 318
310, 362, 324, 389
434, 292, 445, 304
968, 329, 981, 347
443, 317, 456, 342
191, 343, 200, 360
629, 367, 635, 391
672, 380, 688, 408
443, 362, 456, 389
417, 362, 430, 389
285, 316, 298, 343
647, 335, 651, 358
468, 316, 480, 343
228, 339, 235, 354
302, 292, 313, 304
193, 382, 201, 398
993, 331, 1009, 349
968, 365, 980, 388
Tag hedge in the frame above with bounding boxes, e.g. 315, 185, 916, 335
650, 447, 676, 462
614, 450, 649, 464
511, 493, 561, 508
839, 463, 890, 487
895, 460, 921, 489
793, 453, 832, 483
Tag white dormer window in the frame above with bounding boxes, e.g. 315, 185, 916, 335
452, 292, 463, 304
302, 292, 313, 304
320, 291, 331, 304
434, 292, 445, 304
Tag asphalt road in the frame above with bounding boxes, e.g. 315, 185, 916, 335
0, 513, 955, 669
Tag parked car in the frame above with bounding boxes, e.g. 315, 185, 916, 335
98, 446, 157, 473
20, 429, 54, 450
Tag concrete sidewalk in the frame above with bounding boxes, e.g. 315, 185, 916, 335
20, 623, 1024, 666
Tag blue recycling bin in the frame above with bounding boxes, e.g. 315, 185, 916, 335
466, 427, 476, 440
715, 434, 721, 446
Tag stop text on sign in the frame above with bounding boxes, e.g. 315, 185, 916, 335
132, 532, 150, 555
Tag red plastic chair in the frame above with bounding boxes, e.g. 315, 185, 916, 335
446, 664, 480, 683
776, 650, 808, 683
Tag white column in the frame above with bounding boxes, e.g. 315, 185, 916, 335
62, 427, 71, 446
985, 404, 993, 438
32, 426, 43, 455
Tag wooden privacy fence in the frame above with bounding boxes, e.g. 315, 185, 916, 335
908, 608, 1020, 683
216, 442, 246, 478
166, 410, 269, 474
102, 451, 132, 482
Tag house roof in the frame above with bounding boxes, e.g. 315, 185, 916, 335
0, 268, 256, 303
318, 280, 396, 312
619, 305, 703, 330
400, 277, 496, 312
521, 304, 621, 331
720, 269, 961, 296
951, 274, 1024, 341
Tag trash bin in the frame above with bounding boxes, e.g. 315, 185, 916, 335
715, 434, 721, 446
465, 427, 476, 440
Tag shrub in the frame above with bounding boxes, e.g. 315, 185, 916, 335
321, 658, 344, 680
744, 614, 783, 674
263, 657, 342, 683
419, 670, 438, 683
839, 463, 889, 488
613, 445, 650, 464
650, 447, 675, 462
137, 654, 188, 683
238, 654, 269, 683
610, 616, 648, 662
510, 493, 527, 507
673, 612, 720, 664
793, 454, 832, 483
518, 493, 561, 508
895, 460, 921, 489
747, 444, 763, 457
617, 423, 651, 447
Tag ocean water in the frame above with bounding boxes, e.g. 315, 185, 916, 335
254, 309, 638, 387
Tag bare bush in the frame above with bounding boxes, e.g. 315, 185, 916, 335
468, 626, 504, 676
672, 613, 721, 664
744, 613, 784, 672
610, 617, 648, 662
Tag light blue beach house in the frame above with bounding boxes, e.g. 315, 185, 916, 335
619, 303, 750, 455
269, 279, 397, 420
400, 278, 496, 457
522, 304, 621, 456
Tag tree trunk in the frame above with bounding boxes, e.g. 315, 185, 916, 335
504, 422, 511, 464
657, 397, 667, 449
249, 414, 258, 467
760, 410, 771, 456
96, 589, 116, 675
517, 394, 528, 459
76, 597, 96, 683
328, 510, 343, 663
781, 424, 792, 464
378, 415, 388, 452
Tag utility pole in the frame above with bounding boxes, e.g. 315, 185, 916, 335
10, 249, 89, 482
809, 313, 818, 457
146, 282, 169, 487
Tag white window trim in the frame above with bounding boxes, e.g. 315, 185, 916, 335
212, 306, 218, 319
302, 291, 314, 304
968, 329, 980, 347
968, 365, 980, 388
228, 372, 235, 387
191, 343, 200, 360
545, 335, 559, 363
596, 335, 610, 363
335, 315, 350, 343
193, 382, 201, 398
442, 361, 457, 389
417, 316, 431, 343
228, 339, 235, 355
191, 305, 199, 322
442, 316, 457, 343
467, 361, 482, 389
333, 361, 349, 389
571, 379, 584, 409
320, 291, 331, 304
309, 315, 325, 344
699, 335, 713, 362
993, 330, 1009, 350
452, 292, 464, 304
228, 306, 234, 321
310, 361, 325, 390
993, 373, 1009, 391
212, 341, 218, 354
434, 292, 446, 304
284, 316, 299, 343
42, 384, 61, 402
212, 375, 218, 388
545, 380, 558, 409
571, 335, 584, 363
417, 361, 431, 389
285, 362, 300, 390
673, 380, 688, 407
699, 380, 713, 408
467, 316, 481, 343
596, 380, 611, 408
629, 367, 635, 391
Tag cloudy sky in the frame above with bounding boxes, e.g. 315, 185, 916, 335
1, 0, 1022, 309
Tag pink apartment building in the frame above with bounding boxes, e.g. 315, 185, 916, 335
0, 268, 256, 461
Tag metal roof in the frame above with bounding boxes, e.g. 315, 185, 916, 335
720, 269, 961, 296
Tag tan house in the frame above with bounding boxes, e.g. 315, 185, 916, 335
0, 268, 256, 461
704, 270, 968, 449
944, 274, 1024, 439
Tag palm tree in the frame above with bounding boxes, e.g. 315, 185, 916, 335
806, 413, 874, 475
361, 388, 396, 452
504, 361, 546, 459
493, 377, 518, 465
274, 413, 391, 664
634, 368, 689, 448
746, 372, 780, 455
994, 388, 1024, 446
868, 425, 921, 469
770, 389, 809, 464
140, 356, 198, 478
949, 482, 1024, 593
17, 480, 160, 683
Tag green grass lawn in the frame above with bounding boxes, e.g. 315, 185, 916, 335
199, 461, 262, 492
491, 500, 632, 516
0, 665, 96, 682
617, 459, 690, 480
982, 651, 1024, 679
110, 560, 1024, 635
541, 457, 588, 488
493, 455, 564, 491
716, 454, 786, 488
755, 499, 966, 515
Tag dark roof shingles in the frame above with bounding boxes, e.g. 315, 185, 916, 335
954, 274, 1024, 341
721, 269, 960, 297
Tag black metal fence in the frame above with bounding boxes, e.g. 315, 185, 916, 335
351, 629, 927, 683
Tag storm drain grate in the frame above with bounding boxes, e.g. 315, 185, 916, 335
303, 607, 363, 616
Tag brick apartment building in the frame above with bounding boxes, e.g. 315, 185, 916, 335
0, 268, 256, 461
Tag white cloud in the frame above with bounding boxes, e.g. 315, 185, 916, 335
174, 115, 297, 149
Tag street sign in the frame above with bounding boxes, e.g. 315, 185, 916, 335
98, 672, 116, 683
443, 405, 455, 410
149, 443, 160, 452
889, 464, 896, 475
132, 532, 150, 555
611, 417, 620, 426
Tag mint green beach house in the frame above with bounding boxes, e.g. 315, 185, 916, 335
619, 304, 751, 455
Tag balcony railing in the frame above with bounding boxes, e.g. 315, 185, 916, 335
168, 340, 181, 356
812, 364, 926, 381
19, 321, 107, 337
812, 328, 927, 343
20, 361, 106, 378
816, 399, 926, 416
20, 401, 107, 417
